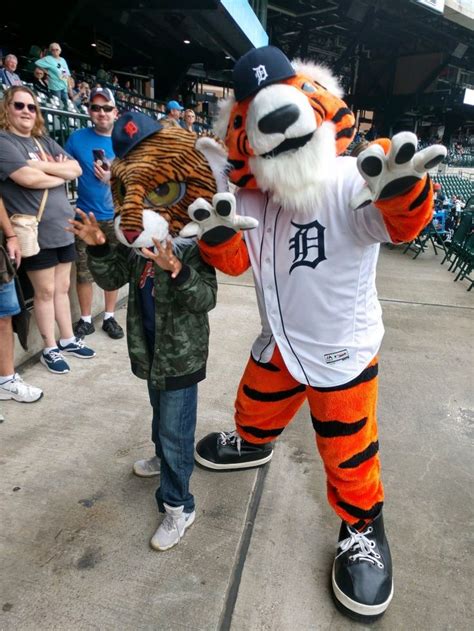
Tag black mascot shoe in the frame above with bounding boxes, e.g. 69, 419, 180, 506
194, 430, 273, 470
332, 511, 393, 624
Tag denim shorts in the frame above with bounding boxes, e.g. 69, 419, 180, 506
0, 279, 21, 318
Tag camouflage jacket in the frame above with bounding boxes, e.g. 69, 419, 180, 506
87, 241, 217, 390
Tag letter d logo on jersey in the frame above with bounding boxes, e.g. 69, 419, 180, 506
289, 219, 326, 273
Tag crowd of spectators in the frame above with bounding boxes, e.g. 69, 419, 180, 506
0, 45, 212, 132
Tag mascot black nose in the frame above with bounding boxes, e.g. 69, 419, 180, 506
122, 229, 142, 244
258, 104, 300, 135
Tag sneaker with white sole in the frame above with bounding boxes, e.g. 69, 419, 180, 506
332, 511, 393, 623
0, 373, 43, 403
133, 455, 160, 478
195, 430, 273, 470
150, 503, 195, 551
40, 349, 70, 374
57, 337, 96, 359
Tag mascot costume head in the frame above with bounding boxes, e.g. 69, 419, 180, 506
110, 111, 228, 250
215, 45, 355, 213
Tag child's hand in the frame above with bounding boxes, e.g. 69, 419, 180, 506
66, 209, 106, 246
141, 238, 183, 278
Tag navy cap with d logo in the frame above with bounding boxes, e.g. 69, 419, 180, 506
112, 111, 163, 159
233, 45, 296, 102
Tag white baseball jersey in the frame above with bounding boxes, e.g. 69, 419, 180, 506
237, 156, 391, 387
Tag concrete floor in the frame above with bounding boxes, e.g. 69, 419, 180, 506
0, 243, 472, 631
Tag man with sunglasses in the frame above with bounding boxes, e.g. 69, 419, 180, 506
65, 87, 124, 340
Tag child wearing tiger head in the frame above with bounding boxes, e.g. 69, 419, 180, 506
68, 111, 221, 550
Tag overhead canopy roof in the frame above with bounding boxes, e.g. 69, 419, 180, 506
266, 0, 473, 75
2, 0, 473, 126
3, 1, 267, 96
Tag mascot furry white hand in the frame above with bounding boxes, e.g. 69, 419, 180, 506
184, 46, 446, 623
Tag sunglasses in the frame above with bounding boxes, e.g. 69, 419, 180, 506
13, 102, 37, 113
90, 104, 115, 113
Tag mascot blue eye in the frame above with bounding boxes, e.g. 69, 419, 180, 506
145, 181, 186, 207
302, 82, 317, 94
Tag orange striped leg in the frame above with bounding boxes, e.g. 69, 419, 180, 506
306, 358, 384, 528
235, 345, 306, 444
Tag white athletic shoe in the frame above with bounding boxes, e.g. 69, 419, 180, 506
150, 503, 195, 551
0, 374, 43, 403
132, 456, 160, 478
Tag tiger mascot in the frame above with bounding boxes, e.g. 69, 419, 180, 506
68, 111, 230, 551
182, 46, 447, 622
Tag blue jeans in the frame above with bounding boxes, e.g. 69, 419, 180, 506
50, 88, 68, 109
0, 280, 20, 318
148, 382, 197, 513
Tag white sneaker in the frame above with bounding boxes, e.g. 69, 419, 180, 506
133, 456, 160, 478
150, 503, 195, 551
0, 374, 43, 403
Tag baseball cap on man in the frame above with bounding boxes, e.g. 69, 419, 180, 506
233, 45, 296, 102
89, 87, 116, 106
166, 100, 184, 112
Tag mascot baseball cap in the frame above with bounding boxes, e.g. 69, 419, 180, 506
89, 87, 116, 106
112, 111, 162, 159
166, 100, 184, 111
233, 45, 296, 102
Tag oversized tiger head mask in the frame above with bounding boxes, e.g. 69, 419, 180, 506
214, 46, 356, 213
111, 112, 228, 249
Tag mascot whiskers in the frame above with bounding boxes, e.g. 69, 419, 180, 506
184, 46, 446, 622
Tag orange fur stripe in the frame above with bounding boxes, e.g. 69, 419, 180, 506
233, 349, 383, 525
376, 176, 433, 243
198, 232, 250, 275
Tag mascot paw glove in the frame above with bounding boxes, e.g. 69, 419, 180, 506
351, 132, 447, 211
180, 192, 258, 245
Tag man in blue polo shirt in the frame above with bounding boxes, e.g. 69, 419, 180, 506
65, 87, 124, 339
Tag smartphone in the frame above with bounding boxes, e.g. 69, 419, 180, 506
92, 148, 109, 171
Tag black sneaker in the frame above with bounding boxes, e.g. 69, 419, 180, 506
194, 430, 273, 470
102, 317, 124, 339
332, 511, 393, 623
73, 319, 95, 338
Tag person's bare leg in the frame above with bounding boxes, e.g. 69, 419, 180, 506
53, 262, 74, 339
76, 281, 93, 318
0, 317, 14, 375
27, 267, 57, 348
104, 289, 119, 313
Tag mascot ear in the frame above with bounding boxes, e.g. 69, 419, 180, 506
212, 96, 235, 140
195, 135, 229, 193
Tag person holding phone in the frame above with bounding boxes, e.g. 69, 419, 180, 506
65, 87, 124, 340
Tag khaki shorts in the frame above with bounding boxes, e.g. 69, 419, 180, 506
75, 219, 118, 284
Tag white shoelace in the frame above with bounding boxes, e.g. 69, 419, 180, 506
218, 430, 242, 455
48, 350, 65, 363
73, 337, 86, 348
336, 525, 384, 569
